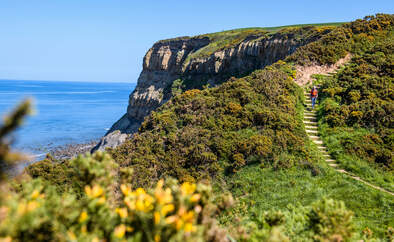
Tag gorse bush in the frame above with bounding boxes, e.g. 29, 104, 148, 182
1, 154, 228, 242
318, 23, 393, 172
0, 99, 32, 181
109, 61, 311, 188
308, 199, 354, 241
287, 14, 394, 65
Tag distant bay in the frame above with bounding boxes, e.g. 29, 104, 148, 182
0, 79, 135, 157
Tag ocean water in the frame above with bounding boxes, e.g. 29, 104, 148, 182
0, 79, 135, 157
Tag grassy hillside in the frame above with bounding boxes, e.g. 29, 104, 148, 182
13, 13, 394, 241
160, 22, 345, 66
316, 28, 393, 192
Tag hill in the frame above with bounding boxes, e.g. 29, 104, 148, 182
2, 14, 393, 241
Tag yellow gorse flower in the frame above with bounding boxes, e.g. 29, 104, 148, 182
17, 201, 40, 215
154, 180, 173, 205
0, 237, 12, 242
123, 187, 155, 212
67, 231, 77, 241
154, 211, 160, 224
114, 224, 126, 238
180, 182, 196, 195
120, 184, 131, 196
26, 201, 39, 212
92, 237, 99, 242
190, 194, 201, 203
115, 207, 128, 218
161, 204, 175, 216
85, 185, 104, 198
165, 206, 196, 232
154, 234, 161, 242
79, 211, 88, 223
31, 190, 40, 199
184, 222, 196, 233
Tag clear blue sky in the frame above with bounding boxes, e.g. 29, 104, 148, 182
0, 1, 392, 83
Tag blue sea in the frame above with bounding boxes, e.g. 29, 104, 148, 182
0, 79, 135, 157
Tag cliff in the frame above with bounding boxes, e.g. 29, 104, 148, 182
93, 27, 331, 151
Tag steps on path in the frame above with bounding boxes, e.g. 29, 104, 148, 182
305, 126, 318, 131
304, 116, 317, 121
302, 98, 394, 196
312, 140, 323, 145
306, 130, 318, 135
303, 120, 317, 125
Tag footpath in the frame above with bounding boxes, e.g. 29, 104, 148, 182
303, 89, 394, 196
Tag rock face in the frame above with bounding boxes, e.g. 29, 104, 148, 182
93, 32, 320, 151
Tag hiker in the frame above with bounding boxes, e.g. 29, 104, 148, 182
310, 86, 318, 109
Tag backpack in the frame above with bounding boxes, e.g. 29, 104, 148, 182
311, 88, 318, 97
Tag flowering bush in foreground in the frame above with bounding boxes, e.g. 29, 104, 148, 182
0, 152, 227, 242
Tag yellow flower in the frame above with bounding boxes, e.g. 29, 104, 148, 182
79, 211, 88, 223
124, 198, 136, 210
67, 231, 77, 241
120, 184, 131, 196
135, 188, 146, 196
154, 211, 160, 224
26, 201, 39, 212
190, 194, 201, 203
92, 237, 99, 242
156, 179, 164, 190
165, 215, 177, 224
114, 224, 126, 238
181, 211, 194, 223
126, 226, 134, 232
31, 190, 40, 199
92, 185, 104, 197
155, 187, 173, 205
176, 220, 183, 230
97, 196, 106, 205
135, 200, 145, 211
81, 225, 87, 233
180, 182, 196, 195
115, 207, 128, 218
85, 185, 104, 198
154, 234, 161, 242
184, 223, 196, 233
17, 202, 26, 215
0, 237, 12, 242
161, 204, 175, 216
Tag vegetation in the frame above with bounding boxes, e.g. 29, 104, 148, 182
315, 21, 394, 191
287, 13, 394, 65
108, 61, 308, 188
2, 13, 393, 241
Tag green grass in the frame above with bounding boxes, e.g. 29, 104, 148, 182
318, 123, 394, 193
182, 29, 269, 66
158, 21, 348, 67
260, 22, 346, 33
217, 160, 394, 239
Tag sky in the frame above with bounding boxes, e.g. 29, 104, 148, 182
0, 1, 392, 83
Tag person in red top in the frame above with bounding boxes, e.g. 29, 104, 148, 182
310, 86, 318, 109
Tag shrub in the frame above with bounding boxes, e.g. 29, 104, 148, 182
308, 198, 354, 241
108, 61, 309, 188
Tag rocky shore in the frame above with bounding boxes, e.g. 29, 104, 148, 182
48, 140, 98, 160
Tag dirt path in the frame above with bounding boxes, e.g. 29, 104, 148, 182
294, 54, 352, 86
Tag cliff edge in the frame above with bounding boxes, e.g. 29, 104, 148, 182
93, 26, 333, 151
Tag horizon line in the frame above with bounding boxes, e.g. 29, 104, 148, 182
0, 78, 136, 84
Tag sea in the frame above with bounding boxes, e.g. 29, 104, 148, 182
0, 79, 135, 159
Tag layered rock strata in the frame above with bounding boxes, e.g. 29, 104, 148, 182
93, 32, 321, 151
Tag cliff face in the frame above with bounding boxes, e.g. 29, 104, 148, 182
93, 31, 320, 151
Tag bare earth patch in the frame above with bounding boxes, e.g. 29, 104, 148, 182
295, 54, 352, 86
